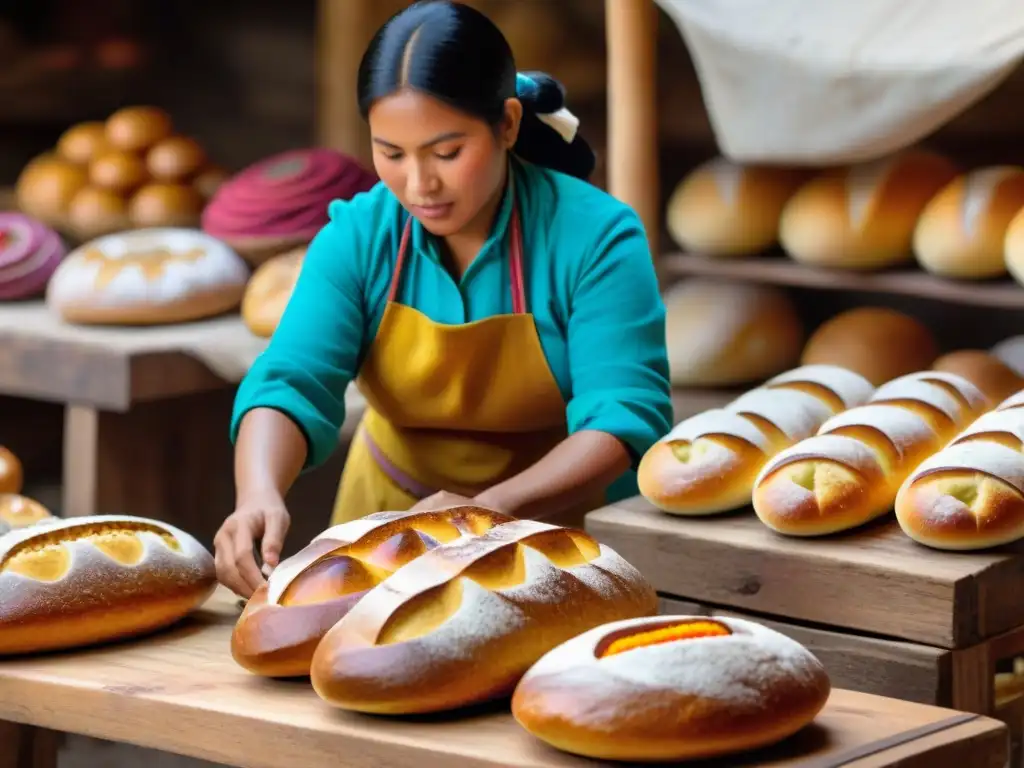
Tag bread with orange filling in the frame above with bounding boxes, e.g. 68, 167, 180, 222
0, 515, 215, 654
753, 372, 988, 536
231, 505, 513, 677
309, 518, 657, 714
511, 615, 830, 762
639, 365, 874, 515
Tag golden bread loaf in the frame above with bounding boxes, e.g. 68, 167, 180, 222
663, 279, 804, 386
0, 495, 53, 536
913, 167, 1024, 279
753, 372, 988, 536
231, 505, 514, 677
1004, 206, 1024, 288
896, 391, 1024, 550
512, 615, 830, 762
240, 246, 305, 339
665, 158, 809, 256
0, 446, 23, 495
800, 307, 939, 385
932, 350, 1024, 405
0, 515, 216, 654
639, 365, 874, 516
779, 150, 958, 270
309, 518, 657, 714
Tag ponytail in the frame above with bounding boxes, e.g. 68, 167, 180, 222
513, 71, 596, 181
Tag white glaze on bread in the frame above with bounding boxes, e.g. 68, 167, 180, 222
765, 364, 875, 408
998, 390, 1024, 411
819, 404, 935, 459
662, 409, 773, 451
909, 442, 1024, 496
728, 388, 833, 441
870, 378, 964, 420
758, 433, 882, 481
953, 409, 1024, 445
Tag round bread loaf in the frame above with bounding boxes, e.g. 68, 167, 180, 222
0, 494, 53, 536
665, 158, 809, 257
801, 307, 939, 385
15, 155, 88, 230
232, 505, 514, 678
511, 615, 830, 762
992, 336, 1024, 377
0, 515, 216, 654
309, 518, 657, 714
46, 228, 250, 325
0, 447, 22, 495
663, 279, 804, 386
202, 149, 378, 265
105, 106, 173, 153
1003, 206, 1024, 288
896, 392, 1024, 550
639, 365, 874, 516
913, 167, 1024, 279
932, 350, 1024, 406
779, 150, 958, 270
0, 213, 67, 300
241, 246, 305, 338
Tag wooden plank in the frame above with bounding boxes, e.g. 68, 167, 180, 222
586, 496, 1024, 648
658, 596, 951, 707
0, 589, 1008, 768
0, 723, 59, 768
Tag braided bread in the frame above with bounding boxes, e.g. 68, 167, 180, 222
753, 372, 988, 536
310, 518, 656, 714
232, 505, 513, 677
0, 515, 215, 654
638, 365, 874, 515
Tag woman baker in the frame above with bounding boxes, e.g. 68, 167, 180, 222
215, 0, 672, 597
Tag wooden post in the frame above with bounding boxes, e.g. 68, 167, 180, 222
605, 0, 660, 256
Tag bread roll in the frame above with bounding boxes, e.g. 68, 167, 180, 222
0, 515, 216, 654
309, 518, 657, 714
992, 336, 1024, 377
665, 158, 809, 256
780, 150, 958, 270
663, 279, 804, 386
47, 228, 250, 326
913, 167, 1024, 279
15, 155, 89, 228
105, 106, 173, 153
639, 365, 874, 515
512, 615, 830, 762
0, 494, 53, 536
801, 307, 939, 385
0, 447, 22, 495
56, 122, 108, 165
932, 350, 1024, 405
232, 505, 514, 678
896, 392, 1024, 550
241, 246, 305, 339
753, 372, 987, 536
128, 183, 204, 229
1004, 207, 1024, 288
146, 136, 207, 182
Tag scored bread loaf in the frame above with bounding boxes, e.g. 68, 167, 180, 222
896, 391, 1024, 550
309, 518, 657, 714
753, 372, 988, 536
231, 505, 513, 677
0, 515, 216, 654
512, 615, 830, 762
932, 350, 1024, 405
638, 365, 874, 515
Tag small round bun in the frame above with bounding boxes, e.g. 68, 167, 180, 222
0, 494, 53, 532
1003, 206, 1024, 289
15, 156, 89, 227
932, 350, 1024, 406
146, 136, 207, 182
241, 245, 305, 338
67, 187, 131, 240
56, 122, 109, 165
89, 150, 148, 195
512, 615, 830, 762
0, 448, 22, 495
105, 106, 173, 152
128, 183, 204, 229
801, 307, 938, 385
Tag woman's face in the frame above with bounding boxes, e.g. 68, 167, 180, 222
368, 89, 520, 237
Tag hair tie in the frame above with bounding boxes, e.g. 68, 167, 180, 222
515, 72, 580, 144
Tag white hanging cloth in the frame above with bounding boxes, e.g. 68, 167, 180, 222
655, 0, 1024, 164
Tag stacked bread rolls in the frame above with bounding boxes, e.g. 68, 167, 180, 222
639, 365, 874, 515
0, 515, 216, 654
753, 372, 988, 536
896, 390, 1024, 550
512, 615, 830, 762
232, 505, 514, 677
309, 518, 656, 714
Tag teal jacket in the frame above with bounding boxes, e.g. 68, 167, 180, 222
231, 157, 672, 501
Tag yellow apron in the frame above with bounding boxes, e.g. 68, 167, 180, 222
332, 188, 595, 526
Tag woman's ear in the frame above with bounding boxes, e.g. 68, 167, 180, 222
500, 98, 523, 149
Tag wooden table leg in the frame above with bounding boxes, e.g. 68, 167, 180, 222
0, 723, 59, 768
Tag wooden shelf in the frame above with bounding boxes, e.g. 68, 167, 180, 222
660, 251, 1024, 310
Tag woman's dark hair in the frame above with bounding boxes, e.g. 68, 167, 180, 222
357, 0, 596, 180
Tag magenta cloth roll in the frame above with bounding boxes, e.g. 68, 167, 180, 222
0, 213, 67, 300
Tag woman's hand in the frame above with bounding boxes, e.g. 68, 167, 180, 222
410, 490, 483, 513
214, 490, 291, 598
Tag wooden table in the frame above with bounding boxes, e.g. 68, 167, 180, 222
0, 590, 1009, 768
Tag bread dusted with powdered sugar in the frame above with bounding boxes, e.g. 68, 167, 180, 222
639, 364, 873, 515
754, 371, 988, 536
310, 518, 657, 714
512, 615, 830, 762
0, 515, 215, 654
232, 505, 513, 677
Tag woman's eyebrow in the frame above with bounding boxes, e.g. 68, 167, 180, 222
372, 131, 467, 150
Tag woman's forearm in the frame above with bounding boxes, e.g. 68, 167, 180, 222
234, 407, 309, 503
475, 430, 630, 518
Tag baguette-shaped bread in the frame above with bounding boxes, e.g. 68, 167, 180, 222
0, 494, 54, 536
638, 365, 874, 515
512, 615, 830, 762
231, 505, 513, 677
753, 372, 988, 536
932, 350, 1024, 405
896, 391, 1024, 550
0, 447, 22, 495
310, 518, 657, 714
0, 515, 216, 654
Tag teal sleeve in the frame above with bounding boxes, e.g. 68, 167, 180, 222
230, 199, 369, 470
565, 208, 672, 467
